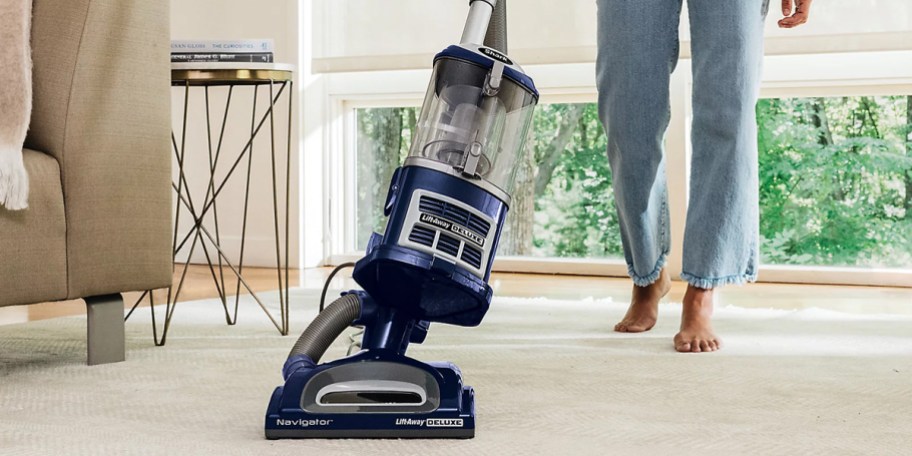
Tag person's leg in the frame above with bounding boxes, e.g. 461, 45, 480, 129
596, 0, 683, 332
677, 0, 769, 352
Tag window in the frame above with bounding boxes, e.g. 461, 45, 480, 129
331, 56, 912, 286
504, 103, 621, 258
757, 95, 912, 268
354, 103, 624, 259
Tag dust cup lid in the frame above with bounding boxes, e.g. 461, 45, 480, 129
434, 45, 538, 99
408, 45, 538, 197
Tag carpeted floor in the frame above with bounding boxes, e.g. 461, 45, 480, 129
1, 288, 911, 455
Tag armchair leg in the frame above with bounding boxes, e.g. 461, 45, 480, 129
85, 294, 126, 365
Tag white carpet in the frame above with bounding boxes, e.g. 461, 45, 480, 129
2, 289, 912, 455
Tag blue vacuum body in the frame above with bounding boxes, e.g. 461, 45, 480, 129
266, 0, 537, 439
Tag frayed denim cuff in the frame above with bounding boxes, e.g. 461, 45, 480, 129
628, 251, 668, 287
680, 271, 757, 289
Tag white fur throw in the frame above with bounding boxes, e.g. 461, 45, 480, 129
0, 0, 32, 210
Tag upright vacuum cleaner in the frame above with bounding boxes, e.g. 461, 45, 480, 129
265, 0, 538, 439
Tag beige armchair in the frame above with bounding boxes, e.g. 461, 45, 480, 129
0, 0, 172, 364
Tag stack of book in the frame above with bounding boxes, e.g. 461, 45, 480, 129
171, 39, 274, 63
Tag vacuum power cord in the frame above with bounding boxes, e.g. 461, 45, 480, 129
319, 262, 356, 312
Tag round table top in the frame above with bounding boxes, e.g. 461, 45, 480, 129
171, 63, 295, 86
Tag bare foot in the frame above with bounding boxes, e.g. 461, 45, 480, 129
614, 269, 671, 333
674, 285, 722, 353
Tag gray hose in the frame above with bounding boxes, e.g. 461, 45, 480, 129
484, 0, 507, 53
288, 294, 361, 362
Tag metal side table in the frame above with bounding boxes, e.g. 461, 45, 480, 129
127, 63, 294, 345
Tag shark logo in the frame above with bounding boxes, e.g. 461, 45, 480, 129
479, 47, 512, 65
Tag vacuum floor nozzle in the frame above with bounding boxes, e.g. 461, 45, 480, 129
265, 353, 476, 439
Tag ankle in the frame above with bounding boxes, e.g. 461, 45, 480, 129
683, 286, 714, 307
635, 269, 671, 290
685, 283, 713, 295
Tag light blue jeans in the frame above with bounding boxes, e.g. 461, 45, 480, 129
596, 0, 769, 289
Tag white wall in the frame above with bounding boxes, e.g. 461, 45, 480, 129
170, 0, 302, 269
312, 0, 912, 72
